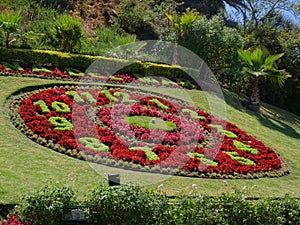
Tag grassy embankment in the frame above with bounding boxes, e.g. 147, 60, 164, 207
0, 76, 299, 204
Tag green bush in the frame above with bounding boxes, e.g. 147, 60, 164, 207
15, 184, 78, 225
85, 184, 170, 225
112, 0, 159, 40
82, 26, 137, 56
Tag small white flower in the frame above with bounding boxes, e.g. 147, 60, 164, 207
242, 195, 246, 201
157, 184, 163, 189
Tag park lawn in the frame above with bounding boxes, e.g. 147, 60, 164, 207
0, 76, 299, 204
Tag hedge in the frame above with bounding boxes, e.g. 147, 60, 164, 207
0, 48, 200, 83
3, 184, 300, 225
0, 47, 199, 78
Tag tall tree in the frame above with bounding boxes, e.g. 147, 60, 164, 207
231, 0, 295, 30
177, 0, 246, 17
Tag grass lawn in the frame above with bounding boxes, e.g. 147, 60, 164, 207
0, 76, 299, 204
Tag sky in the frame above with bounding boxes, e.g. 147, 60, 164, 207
225, 1, 300, 26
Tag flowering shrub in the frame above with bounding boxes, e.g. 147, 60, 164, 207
9, 85, 289, 178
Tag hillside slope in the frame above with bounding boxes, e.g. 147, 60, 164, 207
0, 76, 299, 204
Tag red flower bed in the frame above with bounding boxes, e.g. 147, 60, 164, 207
0, 216, 31, 225
10, 85, 289, 178
0, 61, 195, 89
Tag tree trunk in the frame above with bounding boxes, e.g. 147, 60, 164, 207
248, 76, 260, 111
63, 40, 70, 52
5, 32, 10, 48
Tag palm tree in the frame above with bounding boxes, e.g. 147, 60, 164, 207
0, 11, 22, 48
238, 47, 290, 110
51, 15, 85, 52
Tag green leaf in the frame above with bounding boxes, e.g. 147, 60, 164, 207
238, 49, 253, 67
264, 53, 284, 67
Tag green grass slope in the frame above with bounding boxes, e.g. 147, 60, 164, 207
0, 76, 299, 204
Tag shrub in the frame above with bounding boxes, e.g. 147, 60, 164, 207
14, 185, 78, 225
85, 184, 170, 225
82, 26, 137, 56
112, 0, 159, 40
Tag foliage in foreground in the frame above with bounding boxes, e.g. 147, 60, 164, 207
3, 184, 300, 225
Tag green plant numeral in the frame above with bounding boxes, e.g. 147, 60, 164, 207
65, 90, 84, 103
52, 101, 71, 113
109, 75, 123, 81
32, 64, 52, 73
188, 152, 218, 166
209, 124, 237, 139
101, 90, 118, 102
149, 99, 170, 110
182, 108, 206, 121
48, 117, 73, 131
66, 91, 97, 104
113, 92, 137, 103
233, 140, 258, 155
33, 100, 50, 113
79, 137, 109, 152
65, 68, 84, 77
80, 92, 97, 104
34, 100, 71, 114
225, 152, 256, 166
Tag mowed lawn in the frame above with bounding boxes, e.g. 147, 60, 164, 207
0, 76, 299, 204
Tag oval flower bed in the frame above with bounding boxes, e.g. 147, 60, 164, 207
9, 85, 289, 179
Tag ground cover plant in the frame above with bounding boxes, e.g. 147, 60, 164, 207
8, 83, 289, 179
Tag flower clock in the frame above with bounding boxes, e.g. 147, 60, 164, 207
9, 85, 289, 179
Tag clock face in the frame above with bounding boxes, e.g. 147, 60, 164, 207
11, 85, 287, 179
